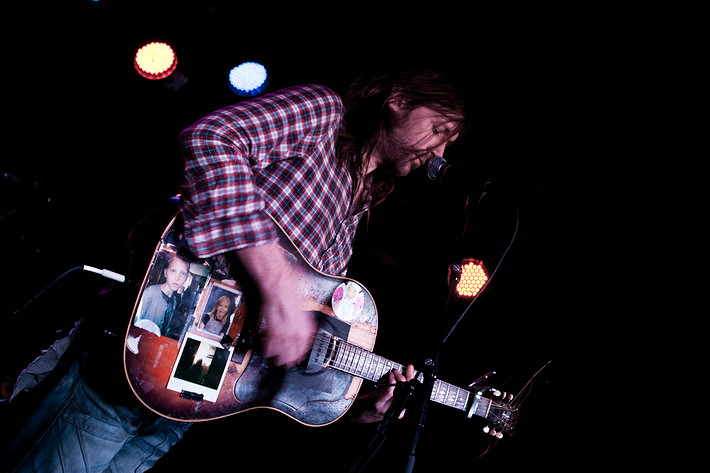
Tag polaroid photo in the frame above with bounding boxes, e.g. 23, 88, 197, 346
166, 332, 234, 402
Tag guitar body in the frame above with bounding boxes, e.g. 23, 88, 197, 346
124, 213, 378, 425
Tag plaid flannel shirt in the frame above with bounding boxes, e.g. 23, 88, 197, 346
178, 84, 369, 276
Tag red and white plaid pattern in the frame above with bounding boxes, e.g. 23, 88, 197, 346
178, 84, 368, 276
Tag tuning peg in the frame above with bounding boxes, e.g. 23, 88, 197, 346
493, 390, 501, 397
483, 425, 504, 438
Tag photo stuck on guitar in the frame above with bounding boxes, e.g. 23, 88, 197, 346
124, 212, 519, 436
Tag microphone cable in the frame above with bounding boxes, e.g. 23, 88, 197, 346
8, 194, 180, 322
10, 265, 126, 321
442, 199, 520, 344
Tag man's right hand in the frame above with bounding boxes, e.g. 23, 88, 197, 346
235, 242, 316, 367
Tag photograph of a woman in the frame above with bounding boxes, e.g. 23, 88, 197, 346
198, 294, 233, 335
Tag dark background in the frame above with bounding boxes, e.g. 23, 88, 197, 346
1, 1, 594, 471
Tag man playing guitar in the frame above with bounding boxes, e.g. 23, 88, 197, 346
3, 69, 466, 472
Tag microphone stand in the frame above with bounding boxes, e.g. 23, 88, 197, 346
348, 377, 418, 473
352, 169, 494, 472
348, 266, 461, 473
401, 263, 461, 473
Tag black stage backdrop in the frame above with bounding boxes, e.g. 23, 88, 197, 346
1, 2, 603, 471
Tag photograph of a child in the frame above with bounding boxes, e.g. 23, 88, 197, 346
133, 249, 192, 338
193, 281, 243, 339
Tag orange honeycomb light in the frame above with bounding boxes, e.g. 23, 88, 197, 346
456, 260, 488, 297
134, 42, 177, 80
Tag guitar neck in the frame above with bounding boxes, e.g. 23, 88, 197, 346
323, 336, 491, 419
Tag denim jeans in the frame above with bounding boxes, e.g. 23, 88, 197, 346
2, 352, 191, 473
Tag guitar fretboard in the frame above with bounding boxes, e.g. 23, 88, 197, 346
317, 335, 490, 418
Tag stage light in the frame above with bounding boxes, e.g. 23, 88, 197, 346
134, 42, 177, 80
229, 62, 269, 97
456, 259, 488, 297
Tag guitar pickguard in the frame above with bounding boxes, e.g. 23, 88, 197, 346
232, 313, 356, 425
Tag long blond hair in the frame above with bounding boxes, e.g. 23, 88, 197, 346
207, 295, 231, 323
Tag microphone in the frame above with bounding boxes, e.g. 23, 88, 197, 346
426, 155, 474, 189
426, 155, 493, 201
426, 155, 452, 181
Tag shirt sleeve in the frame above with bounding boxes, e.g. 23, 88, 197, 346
178, 84, 344, 258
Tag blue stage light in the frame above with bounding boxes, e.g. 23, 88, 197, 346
229, 62, 269, 97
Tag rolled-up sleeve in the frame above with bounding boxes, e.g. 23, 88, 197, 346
178, 84, 344, 259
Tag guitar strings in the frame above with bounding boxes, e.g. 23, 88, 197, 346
309, 332, 477, 410
305, 331, 415, 385
511, 359, 552, 408
293, 330, 516, 432
280, 329, 513, 421
278, 331, 512, 416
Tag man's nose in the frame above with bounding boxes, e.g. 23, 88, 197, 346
432, 142, 448, 157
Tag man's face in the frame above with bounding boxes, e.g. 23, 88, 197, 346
379, 104, 462, 176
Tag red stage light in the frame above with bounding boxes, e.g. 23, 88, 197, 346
456, 260, 488, 297
134, 42, 177, 80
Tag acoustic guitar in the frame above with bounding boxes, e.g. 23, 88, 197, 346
123, 213, 518, 437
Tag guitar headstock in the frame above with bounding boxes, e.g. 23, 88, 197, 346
469, 387, 520, 439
